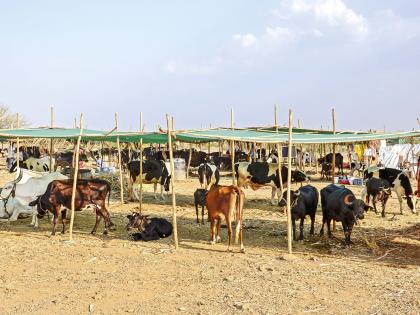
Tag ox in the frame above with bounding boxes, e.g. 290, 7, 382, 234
127, 160, 171, 201
365, 168, 415, 214
205, 185, 245, 252
29, 179, 113, 235
235, 162, 308, 205
0, 197, 33, 222
126, 212, 173, 241
278, 185, 318, 241
198, 163, 220, 189
361, 177, 392, 217
320, 184, 368, 245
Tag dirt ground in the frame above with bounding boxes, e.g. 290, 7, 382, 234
0, 168, 419, 315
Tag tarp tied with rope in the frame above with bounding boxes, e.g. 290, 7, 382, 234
0, 127, 418, 144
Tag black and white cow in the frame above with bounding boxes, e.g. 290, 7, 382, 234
127, 160, 171, 201
235, 162, 308, 205
362, 177, 392, 217
320, 184, 368, 245
198, 163, 220, 189
126, 212, 173, 241
365, 168, 415, 214
318, 153, 344, 175
278, 185, 319, 241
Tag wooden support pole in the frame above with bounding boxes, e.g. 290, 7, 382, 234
274, 104, 284, 201
139, 112, 143, 213
230, 108, 235, 185
166, 114, 178, 249
331, 108, 337, 184
286, 109, 293, 254
115, 113, 124, 204
49, 106, 54, 172
186, 143, 192, 179
16, 113, 20, 169
69, 113, 83, 241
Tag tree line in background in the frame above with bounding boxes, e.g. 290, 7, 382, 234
0, 105, 29, 129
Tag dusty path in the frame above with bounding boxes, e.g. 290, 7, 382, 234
0, 174, 419, 314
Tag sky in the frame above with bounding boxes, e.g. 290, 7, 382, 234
0, 0, 419, 132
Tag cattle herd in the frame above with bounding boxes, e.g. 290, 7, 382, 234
0, 145, 418, 253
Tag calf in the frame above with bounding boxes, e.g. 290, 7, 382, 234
362, 177, 391, 217
205, 185, 245, 252
321, 162, 332, 180
365, 168, 415, 214
194, 189, 207, 224
198, 163, 220, 189
126, 212, 172, 241
320, 184, 368, 245
29, 179, 113, 235
278, 185, 318, 241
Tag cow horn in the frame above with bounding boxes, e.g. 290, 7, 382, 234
295, 190, 301, 196
11, 169, 23, 184
343, 194, 353, 206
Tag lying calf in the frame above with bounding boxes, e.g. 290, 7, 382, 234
126, 212, 172, 241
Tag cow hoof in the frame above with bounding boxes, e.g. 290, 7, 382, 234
209, 240, 216, 245
103, 230, 108, 235
240, 248, 245, 254
216, 236, 221, 243
90, 231, 96, 235
227, 247, 232, 252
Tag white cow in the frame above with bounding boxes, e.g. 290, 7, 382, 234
0, 197, 33, 222
1, 170, 68, 227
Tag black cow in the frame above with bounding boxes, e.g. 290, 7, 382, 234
362, 177, 391, 217
318, 153, 344, 175
210, 154, 232, 171
235, 162, 308, 205
127, 160, 171, 201
194, 188, 208, 224
278, 185, 319, 241
321, 162, 332, 180
365, 168, 415, 214
126, 212, 173, 241
54, 151, 89, 171
198, 163, 220, 189
174, 149, 207, 168
320, 184, 368, 245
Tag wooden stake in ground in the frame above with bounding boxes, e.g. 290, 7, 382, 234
115, 113, 124, 204
331, 108, 337, 232
69, 113, 83, 242
16, 113, 20, 169
139, 112, 143, 213
166, 114, 178, 249
286, 109, 293, 254
274, 104, 284, 200
49, 106, 54, 172
186, 143, 192, 179
230, 108, 236, 185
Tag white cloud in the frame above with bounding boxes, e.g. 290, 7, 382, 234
233, 33, 257, 47
281, 0, 368, 36
264, 27, 296, 41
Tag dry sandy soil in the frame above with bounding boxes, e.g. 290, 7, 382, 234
0, 169, 419, 315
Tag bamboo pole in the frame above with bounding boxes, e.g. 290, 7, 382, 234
274, 104, 284, 205
186, 143, 192, 179
166, 114, 178, 249
139, 112, 143, 213
230, 108, 235, 185
49, 106, 54, 172
286, 109, 293, 254
69, 113, 83, 241
115, 113, 124, 204
16, 113, 20, 169
331, 108, 337, 232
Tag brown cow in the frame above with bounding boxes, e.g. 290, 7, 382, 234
29, 179, 113, 235
205, 185, 245, 252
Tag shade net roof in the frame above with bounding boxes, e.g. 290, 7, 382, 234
0, 127, 418, 144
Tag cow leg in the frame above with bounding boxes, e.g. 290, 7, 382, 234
270, 187, 277, 205
91, 212, 102, 235
209, 219, 216, 245
226, 217, 232, 252
216, 219, 221, 242
319, 217, 326, 236
299, 217, 304, 241
326, 219, 332, 238
292, 217, 297, 241
310, 214, 315, 235
160, 185, 166, 201
195, 204, 199, 224
61, 209, 67, 234
397, 192, 404, 215
372, 197, 378, 214
201, 206, 205, 225
153, 183, 158, 200
343, 222, 353, 245
51, 214, 58, 236
381, 199, 386, 218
